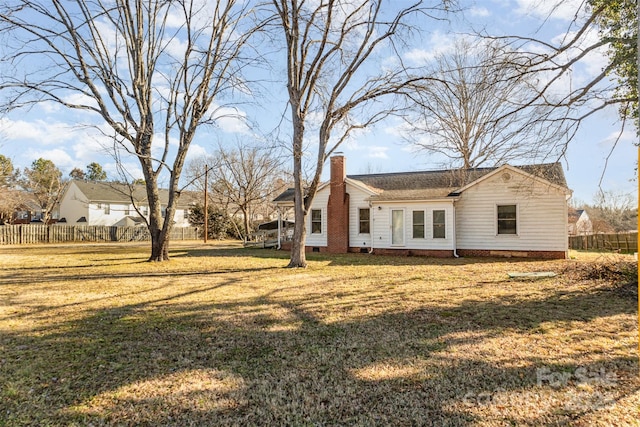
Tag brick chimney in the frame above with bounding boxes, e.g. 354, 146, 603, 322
327, 153, 349, 253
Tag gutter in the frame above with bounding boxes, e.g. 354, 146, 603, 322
277, 208, 281, 250
453, 203, 459, 258
369, 203, 375, 254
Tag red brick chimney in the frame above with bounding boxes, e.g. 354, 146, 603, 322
327, 154, 349, 253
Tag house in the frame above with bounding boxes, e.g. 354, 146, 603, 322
59, 180, 198, 227
568, 208, 593, 236
6, 191, 59, 224
273, 154, 572, 259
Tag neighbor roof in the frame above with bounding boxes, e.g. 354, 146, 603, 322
274, 163, 568, 203
70, 180, 199, 208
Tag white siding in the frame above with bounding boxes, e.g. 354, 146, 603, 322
306, 186, 329, 247
370, 202, 455, 250
58, 182, 90, 225
347, 182, 374, 248
455, 171, 568, 252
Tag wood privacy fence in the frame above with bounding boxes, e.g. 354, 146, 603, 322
569, 232, 638, 254
0, 224, 200, 245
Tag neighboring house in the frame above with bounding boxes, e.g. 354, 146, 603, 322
273, 154, 572, 259
568, 208, 593, 236
10, 191, 59, 224
59, 180, 198, 227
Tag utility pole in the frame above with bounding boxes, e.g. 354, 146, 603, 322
204, 166, 209, 243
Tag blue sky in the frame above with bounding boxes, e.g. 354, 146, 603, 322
0, 0, 635, 204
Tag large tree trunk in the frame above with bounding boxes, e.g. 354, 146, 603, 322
287, 122, 308, 268
149, 228, 170, 262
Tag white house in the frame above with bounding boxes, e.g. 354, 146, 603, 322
568, 208, 593, 236
59, 180, 197, 227
273, 154, 572, 259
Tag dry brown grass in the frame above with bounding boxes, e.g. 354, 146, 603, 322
0, 242, 637, 426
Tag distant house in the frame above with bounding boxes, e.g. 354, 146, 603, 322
9, 191, 59, 224
273, 154, 572, 259
59, 180, 198, 227
567, 208, 593, 236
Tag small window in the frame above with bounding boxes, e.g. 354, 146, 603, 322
124, 208, 130, 216
412, 210, 425, 239
161, 207, 166, 218
96, 203, 102, 209
497, 205, 517, 235
184, 209, 189, 219
433, 210, 445, 239
359, 208, 370, 234
104, 204, 110, 215
311, 209, 322, 234
142, 206, 149, 216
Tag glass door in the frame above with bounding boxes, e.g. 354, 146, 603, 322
391, 209, 404, 245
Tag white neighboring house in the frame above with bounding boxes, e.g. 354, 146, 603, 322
274, 154, 572, 259
568, 208, 593, 236
59, 180, 197, 227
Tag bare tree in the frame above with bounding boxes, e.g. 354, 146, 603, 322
0, 0, 260, 261
405, 38, 569, 168
591, 189, 637, 233
186, 141, 286, 239
271, 0, 451, 267
482, 1, 638, 144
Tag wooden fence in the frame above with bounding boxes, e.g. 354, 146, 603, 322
0, 224, 200, 245
569, 232, 638, 254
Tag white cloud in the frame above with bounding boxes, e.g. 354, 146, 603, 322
0, 118, 78, 145
515, 0, 587, 21
469, 6, 491, 17
211, 106, 250, 134
403, 31, 459, 65
25, 148, 74, 168
366, 146, 389, 159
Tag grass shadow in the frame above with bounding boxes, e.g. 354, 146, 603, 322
1, 267, 636, 426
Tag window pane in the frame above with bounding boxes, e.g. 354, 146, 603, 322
497, 205, 517, 234
311, 209, 322, 234
359, 208, 370, 234
412, 210, 424, 238
433, 210, 445, 239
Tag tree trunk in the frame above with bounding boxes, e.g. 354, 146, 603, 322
149, 227, 170, 262
287, 120, 308, 268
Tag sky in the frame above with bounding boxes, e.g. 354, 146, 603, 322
0, 0, 636, 204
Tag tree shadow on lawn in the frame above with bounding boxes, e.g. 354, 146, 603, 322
1, 279, 637, 426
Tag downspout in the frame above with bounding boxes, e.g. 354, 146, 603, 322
452, 202, 459, 258
277, 208, 282, 250
368, 203, 375, 254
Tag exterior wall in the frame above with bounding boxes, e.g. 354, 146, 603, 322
456, 249, 566, 259
306, 186, 329, 248
347, 183, 373, 249
59, 182, 90, 225
370, 202, 455, 251
59, 182, 192, 227
455, 170, 568, 253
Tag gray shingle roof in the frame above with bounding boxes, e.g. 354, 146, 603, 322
71, 180, 199, 208
273, 163, 568, 203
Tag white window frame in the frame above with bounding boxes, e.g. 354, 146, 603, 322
432, 209, 446, 239
358, 208, 370, 235
412, 210, 425, 239
496, 204, 518, 236
310, 209, 323, 234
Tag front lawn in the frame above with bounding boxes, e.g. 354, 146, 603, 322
0, 242, 637, 426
